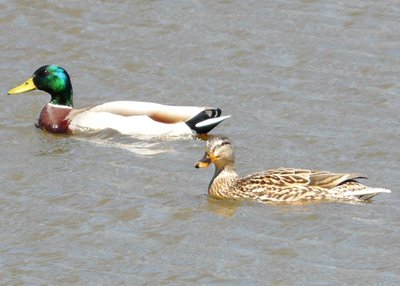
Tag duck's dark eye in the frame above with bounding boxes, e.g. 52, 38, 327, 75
38, 69, 50, 77
220, 141, 230, 147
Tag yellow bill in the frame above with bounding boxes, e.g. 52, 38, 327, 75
8, 77, 37, 95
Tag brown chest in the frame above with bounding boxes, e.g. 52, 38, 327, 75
37, 104, 73, 134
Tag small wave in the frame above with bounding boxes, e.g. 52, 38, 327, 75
74, 129, 178, 156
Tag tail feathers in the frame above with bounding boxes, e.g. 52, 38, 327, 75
185, 108, 230, 134
348, 188, 391, 201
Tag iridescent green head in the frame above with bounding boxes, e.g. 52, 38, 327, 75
8, 65, 74, 107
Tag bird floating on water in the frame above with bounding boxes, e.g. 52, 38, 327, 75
8, 65, 230, 138
195, 136, 391, 203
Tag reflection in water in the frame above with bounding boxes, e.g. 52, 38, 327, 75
32, 125, 212, 157
205, 196, 335, 218
205, 197, 242, 217
75, 130, 177, 156
34, 132, 73, 157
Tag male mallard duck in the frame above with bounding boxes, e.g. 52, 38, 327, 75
195, 136, 391, 203
8, 65, 230, 137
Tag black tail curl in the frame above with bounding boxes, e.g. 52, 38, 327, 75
185, 108, 223, 134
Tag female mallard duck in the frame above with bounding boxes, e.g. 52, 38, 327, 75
195, 136, 391, 203
8, 65, 230, 137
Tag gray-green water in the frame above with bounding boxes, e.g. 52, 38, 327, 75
1, 0, 399, 284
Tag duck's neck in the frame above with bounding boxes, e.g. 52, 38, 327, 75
49, 86, 74, 107
209, 164, 239, 198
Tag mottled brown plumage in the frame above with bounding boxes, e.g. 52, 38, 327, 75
195, 136, 390, 203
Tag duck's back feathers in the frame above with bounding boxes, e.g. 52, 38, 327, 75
236, 168, 364, 188
89, 101, 205, 121
64, 101, 229, 137
258, 168, 366, 188
227, 168, 388, 202
306, 170, 366, 188
81, 101, 229, 135
231, 169, 325, 202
